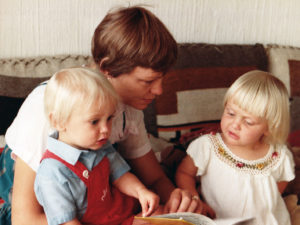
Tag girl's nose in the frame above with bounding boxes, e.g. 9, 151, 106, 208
232, 118, 241, 130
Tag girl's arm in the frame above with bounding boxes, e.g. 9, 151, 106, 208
175, 155, 199, 197
12, 157, 47, 225
127, 150, 193, 213
176, 155, 216, 218
277, 181, 289, 194
113, 171, 159, 217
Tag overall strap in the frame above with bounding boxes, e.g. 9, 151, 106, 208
41, 150, 89, 185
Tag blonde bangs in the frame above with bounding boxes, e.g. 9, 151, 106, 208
45, 68, 119, 127
224, 70, 290, 145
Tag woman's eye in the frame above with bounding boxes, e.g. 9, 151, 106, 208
143, 80, 153, 85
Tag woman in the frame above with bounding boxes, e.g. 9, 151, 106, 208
7, 6, 200, 225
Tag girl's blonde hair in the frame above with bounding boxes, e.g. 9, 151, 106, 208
223, 70, 290, 145
44, 67, 119, 128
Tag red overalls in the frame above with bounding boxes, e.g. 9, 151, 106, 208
42, 150, 136, 225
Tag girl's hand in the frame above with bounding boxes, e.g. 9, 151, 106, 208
137, 188, 160, 217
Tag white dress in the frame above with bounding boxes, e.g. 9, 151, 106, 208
187, 133, 295, 225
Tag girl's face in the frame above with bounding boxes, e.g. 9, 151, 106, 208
108, 66, 163, 110
220, 100, 269, 150
58, 101, 115, 150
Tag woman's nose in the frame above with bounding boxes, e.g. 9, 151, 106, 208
150, 78, 163, 96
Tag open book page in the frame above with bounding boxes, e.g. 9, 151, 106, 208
214, 216, 255, 225
135, 212, 255, 225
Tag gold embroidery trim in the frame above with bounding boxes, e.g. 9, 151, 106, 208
213, 135, 279, 170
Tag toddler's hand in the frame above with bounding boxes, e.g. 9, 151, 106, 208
137, 188, 160, 217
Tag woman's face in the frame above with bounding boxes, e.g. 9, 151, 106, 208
109, 67, 164, 110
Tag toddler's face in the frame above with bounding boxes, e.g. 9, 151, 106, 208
58, 101, 115, 150
220, 100, 269, 150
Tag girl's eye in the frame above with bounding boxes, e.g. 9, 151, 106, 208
227, 110, 235, 116
245, 120, 254, 126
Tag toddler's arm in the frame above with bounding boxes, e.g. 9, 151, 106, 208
62, 218, 81, 225
113, 172, 160, 217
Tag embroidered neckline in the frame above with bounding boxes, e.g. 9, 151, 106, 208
211, 134, 280, 171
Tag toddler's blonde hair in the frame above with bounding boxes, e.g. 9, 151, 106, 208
44, 67, 118, 128
223, 70, 290, 145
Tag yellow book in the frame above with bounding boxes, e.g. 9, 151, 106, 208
134, 216, 195, 225
134, 212, 215, 225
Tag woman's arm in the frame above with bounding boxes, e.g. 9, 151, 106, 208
12, 157, 47, 225
127, 150, 194, 213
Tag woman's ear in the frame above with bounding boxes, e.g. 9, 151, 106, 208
99, 57, 109, 75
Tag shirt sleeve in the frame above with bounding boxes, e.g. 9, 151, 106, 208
117, 107, 152, 159
105, 145, 131, 182
5, 84, 51, 172
34, 159, 78, 225
186, 135, 211, 176
273, 145, 295, 182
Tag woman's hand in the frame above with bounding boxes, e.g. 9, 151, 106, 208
163, 190, 216, 217
163, 188, 195, 213
193, 196, 216, 218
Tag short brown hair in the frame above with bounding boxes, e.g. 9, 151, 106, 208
91, 6, 178, 77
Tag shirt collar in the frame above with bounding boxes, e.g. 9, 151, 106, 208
47, 132, 88, 165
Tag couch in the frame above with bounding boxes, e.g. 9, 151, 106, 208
0, 43, 299, 224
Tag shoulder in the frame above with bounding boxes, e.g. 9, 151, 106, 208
124, 105, 144, 121
36, 158, 75, 181
188, 133, 213, 149
187, 134, 214, 157
270, 144, 295, 181
5, 83, 50, 172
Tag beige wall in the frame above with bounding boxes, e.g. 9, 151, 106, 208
1, 0, 300, 58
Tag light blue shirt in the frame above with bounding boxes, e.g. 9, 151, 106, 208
34, 133, 130, 225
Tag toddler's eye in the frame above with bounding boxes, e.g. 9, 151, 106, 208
91, 120, 99, 125
107, 115, 114, 121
